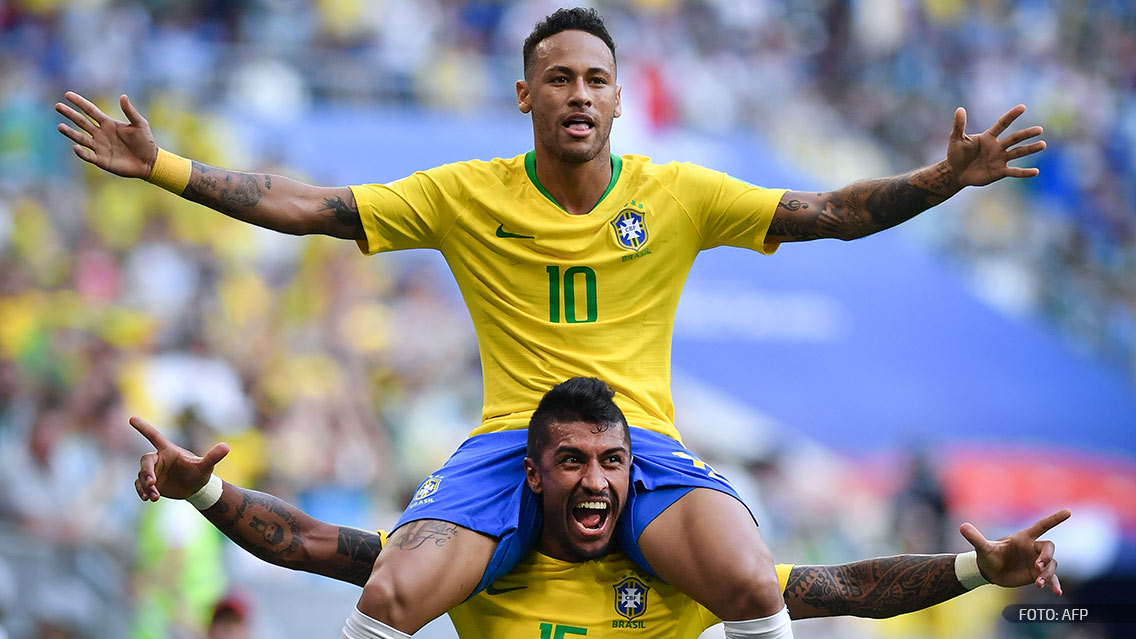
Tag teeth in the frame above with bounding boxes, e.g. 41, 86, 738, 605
576, 501, 607, 510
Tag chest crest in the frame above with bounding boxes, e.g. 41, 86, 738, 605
610, 200, 650, 251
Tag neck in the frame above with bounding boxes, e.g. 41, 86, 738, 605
532, 145, 612, 215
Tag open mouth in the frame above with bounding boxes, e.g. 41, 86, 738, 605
572, 500, 610, 534
563, 115, 595, 136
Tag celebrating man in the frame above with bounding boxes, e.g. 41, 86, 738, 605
132, 378, 1067, 638
60, 8, 1046, 638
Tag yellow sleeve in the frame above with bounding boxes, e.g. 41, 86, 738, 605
349, 162, 471, 255
669, 162, 787, 255
775, 563, 794, 594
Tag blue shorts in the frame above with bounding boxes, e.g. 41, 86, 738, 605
393, 430, 541, 594
393, 426, 753, 592
615, 427, 756, 576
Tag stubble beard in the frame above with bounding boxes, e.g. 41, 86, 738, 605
538, 116, 613, 166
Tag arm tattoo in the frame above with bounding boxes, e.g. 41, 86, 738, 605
785, 554, 966, 619
771, 194, 856, 241
387, 520, 459, 551
773, 162, 961, 241
322, 195, 362, 232
206, 490, 306, 567
180, 162, 359, 238
183, 162, 265, 213
336, 527, 384, 586
861, 163, 953, 230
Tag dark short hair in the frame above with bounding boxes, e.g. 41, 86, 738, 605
523, 7, 616, 80
527, 377, 630, 458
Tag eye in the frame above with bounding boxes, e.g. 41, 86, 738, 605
590, 77, 608, 85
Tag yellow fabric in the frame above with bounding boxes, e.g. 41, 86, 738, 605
146, 148, 192, 195
449, 551, 793, 639
351, 153, 785, 441
870, 583, 1011, 639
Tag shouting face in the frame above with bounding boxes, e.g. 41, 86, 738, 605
517, 29, 622, 165
524, 419, 631, 562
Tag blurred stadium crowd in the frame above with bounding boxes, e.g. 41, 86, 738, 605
0, 0, 1132, 637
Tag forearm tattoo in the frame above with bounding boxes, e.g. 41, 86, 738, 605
387, 520, 459, 551
785, 554, 966, 619
206, 490, 306, 567
183, 162, 267, 213
771, 162, 959, 241
772, 195, 859, 241
860, 162, 956, 231
336, 527, 384, 586
322, 195, 362, 233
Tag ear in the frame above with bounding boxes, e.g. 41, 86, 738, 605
613, 84, 622, 119
523, 457, 542, 494
517, 79, 532, 114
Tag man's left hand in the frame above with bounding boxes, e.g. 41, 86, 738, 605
946, 105, 1046, 188
960, 508, 1071, 596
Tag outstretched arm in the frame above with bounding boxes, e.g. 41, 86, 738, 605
766, 105, 1045, 244
56, 92, 363, 240
131, 417, 381, 587
783, 509, 1069, 619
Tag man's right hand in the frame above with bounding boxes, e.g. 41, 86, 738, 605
55, 92, 158, 179
131, 416, 229, 501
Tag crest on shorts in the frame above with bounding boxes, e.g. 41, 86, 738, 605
613, 576, 650, 620
611, 202, 649, 251
413, 475, 442, 501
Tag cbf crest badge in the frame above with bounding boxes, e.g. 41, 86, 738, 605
613, 576, 650, 620
611, 201, 649, 251
413, 475, 442, 502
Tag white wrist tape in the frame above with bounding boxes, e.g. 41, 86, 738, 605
955, 550, 990, 590
723, 606, 794, 638
342, 607, 410, 639
186, 474, 223, 510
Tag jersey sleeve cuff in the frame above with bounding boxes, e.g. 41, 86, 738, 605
348, 184, 379, 255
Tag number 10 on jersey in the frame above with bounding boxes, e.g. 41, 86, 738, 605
547, 265, 598, 323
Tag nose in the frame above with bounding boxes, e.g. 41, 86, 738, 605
568, 77, 592, 108
581, 459, 606, 492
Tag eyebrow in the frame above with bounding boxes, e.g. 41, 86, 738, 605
554, 445, 629, 457
545, 65, 612, 77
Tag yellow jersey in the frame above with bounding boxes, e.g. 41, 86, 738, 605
351, 152, 785, 440
449, 551, 794, 639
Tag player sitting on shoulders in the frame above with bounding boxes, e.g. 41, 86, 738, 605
131, 378, 1067, 639
61, 5, 1046, 635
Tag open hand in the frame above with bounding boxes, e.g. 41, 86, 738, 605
960, 508, 1070, 596
131, 416, 229, 501
947, 105, 1046, 188
55, 92, 158, 178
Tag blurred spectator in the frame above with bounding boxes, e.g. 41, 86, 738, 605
206, 593, 251, 639
29, 578, 97, 639
0, 558, 12, 639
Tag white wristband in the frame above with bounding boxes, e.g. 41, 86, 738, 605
186, 474, 223, 510
955, 550, 990, 590
342, 607, 410, 638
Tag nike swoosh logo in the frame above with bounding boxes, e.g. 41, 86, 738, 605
485, 584, 528, 595
496, 224, 534, 239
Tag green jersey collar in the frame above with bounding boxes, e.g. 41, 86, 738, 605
524, 150, 623, 213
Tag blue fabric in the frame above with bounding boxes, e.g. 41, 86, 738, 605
392, 426, 755, 591
616, 427, 756, 577
392, 429, 541, 594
